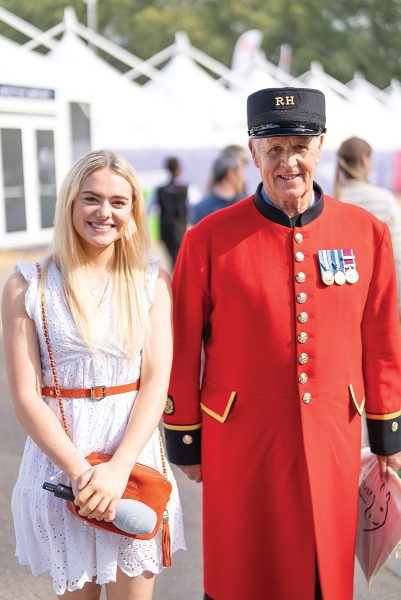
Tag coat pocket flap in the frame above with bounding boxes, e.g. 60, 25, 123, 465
200, 380, 237, 423
349, 383, 365, 416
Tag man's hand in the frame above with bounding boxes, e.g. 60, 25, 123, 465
376, 451, 401, 481
179, 464, 202, 483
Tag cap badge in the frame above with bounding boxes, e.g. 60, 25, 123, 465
275, 95, 295, 108
164, 395, 175, 416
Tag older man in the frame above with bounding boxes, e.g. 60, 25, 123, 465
163, 88, 401, 600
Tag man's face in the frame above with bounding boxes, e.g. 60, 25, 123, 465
248, 135, 324, 213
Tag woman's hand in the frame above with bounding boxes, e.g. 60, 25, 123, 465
71, 460, 131, 522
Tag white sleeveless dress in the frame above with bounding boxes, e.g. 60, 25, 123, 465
11, 258, 186, 595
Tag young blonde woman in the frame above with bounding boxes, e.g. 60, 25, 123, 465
1, 150, 185, 599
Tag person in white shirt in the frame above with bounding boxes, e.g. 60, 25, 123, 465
335, 136, 401, 318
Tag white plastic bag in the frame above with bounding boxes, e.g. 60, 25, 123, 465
356, 448, 401, 583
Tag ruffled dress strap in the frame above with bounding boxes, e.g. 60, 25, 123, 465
14, 260, 41, 320
146, 255, 160, 307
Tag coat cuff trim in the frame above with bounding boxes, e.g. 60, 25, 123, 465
164, 426, 201, 465
366, 409, 401, 420
367, 413, 401, 456
163, 422, 202, 431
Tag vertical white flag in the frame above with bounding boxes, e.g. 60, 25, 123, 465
278, 43, 293, 73
231, 29, 263, 76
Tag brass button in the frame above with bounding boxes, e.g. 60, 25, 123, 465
182, 435, 193, 445
297, 292, 307, 304
299, 373, 308, 384
297, 312, 308, 324
302, 392, 312, 404
296, 272, 306, 284
298, 332, 308, 344
295, 251, 304, 263
298, 353, 308, 365
391, 421, 399, 432
294, 232, 304, 244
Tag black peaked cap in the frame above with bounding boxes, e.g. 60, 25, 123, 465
247, 87, 326, 138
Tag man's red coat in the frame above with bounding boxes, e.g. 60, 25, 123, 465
164, 192, 401, 600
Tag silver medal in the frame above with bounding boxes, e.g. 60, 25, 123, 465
334, 270, 346, 285
345, 269, 359, 284
322, 270, 334, 286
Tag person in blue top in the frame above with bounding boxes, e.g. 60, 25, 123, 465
190, 153, 245, 225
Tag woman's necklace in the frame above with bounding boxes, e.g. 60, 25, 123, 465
86, 272, 112, 306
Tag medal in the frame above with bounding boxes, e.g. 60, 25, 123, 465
334, 270, 346, 285
318, 250, 335, 286
342, 249, 359, 284
322, 270, 335, 285
332, 249, 346, 285
345, 268, 359, 284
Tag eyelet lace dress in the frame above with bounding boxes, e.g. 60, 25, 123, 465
11, 258, 186, 595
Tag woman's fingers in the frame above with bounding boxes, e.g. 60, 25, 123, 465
102, 498, 118, 522
73, 466, 95, 506
78, 492, 104, 517
89, 496, 113, 520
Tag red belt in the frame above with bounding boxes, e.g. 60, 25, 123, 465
42, 380, 140, 400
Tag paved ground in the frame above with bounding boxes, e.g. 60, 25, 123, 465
0, 246, 400, 599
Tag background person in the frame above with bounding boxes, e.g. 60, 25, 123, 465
206, 144, 249, 196
163, 88, 401, 600
189, 153, 245, 225
334, 135, 401, 317
155, 156, 189, 266
1, 150, 185, 599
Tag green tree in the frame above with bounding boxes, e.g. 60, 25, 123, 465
1, 0, 401, 88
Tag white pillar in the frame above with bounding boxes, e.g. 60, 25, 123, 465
0, 133, 5, 237
22, 126, 40, 233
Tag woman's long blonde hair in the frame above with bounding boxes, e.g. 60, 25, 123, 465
43, 149, 151, 356
334, 136, 372, 198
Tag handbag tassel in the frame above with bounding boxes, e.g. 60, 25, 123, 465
162, 510, 172, 567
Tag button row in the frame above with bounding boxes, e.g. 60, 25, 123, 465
294, 236, 311, 404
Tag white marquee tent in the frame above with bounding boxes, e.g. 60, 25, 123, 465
0, 6, 400, 248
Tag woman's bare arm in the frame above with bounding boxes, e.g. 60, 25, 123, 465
1, 271, 90, 482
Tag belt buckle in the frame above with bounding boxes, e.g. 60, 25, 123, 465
90, 385, 107, 400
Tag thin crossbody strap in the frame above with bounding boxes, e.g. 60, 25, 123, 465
36, 262, 69, 437
35, 262, 168, 478
158, 430, 168, 479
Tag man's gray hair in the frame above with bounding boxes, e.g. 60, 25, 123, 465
212, 154, 241, 184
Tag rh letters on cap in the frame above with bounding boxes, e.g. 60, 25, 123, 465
275, 95, 295, 108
